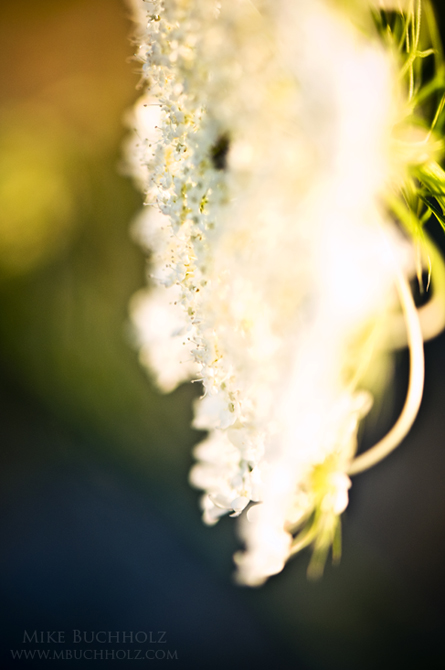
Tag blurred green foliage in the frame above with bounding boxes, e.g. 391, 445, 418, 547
0, 0, 199, 479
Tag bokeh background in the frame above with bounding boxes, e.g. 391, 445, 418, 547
1, 1, 445, 668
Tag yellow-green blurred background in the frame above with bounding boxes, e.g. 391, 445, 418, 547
1, 2, 445, 669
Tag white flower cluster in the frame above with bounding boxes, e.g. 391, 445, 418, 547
126, 0, 438, 585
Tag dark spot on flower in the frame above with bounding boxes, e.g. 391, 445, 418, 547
210, 134, 230, 170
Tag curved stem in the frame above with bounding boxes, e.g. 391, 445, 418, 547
389, 234, 445, 347
348, 272, 424, 476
